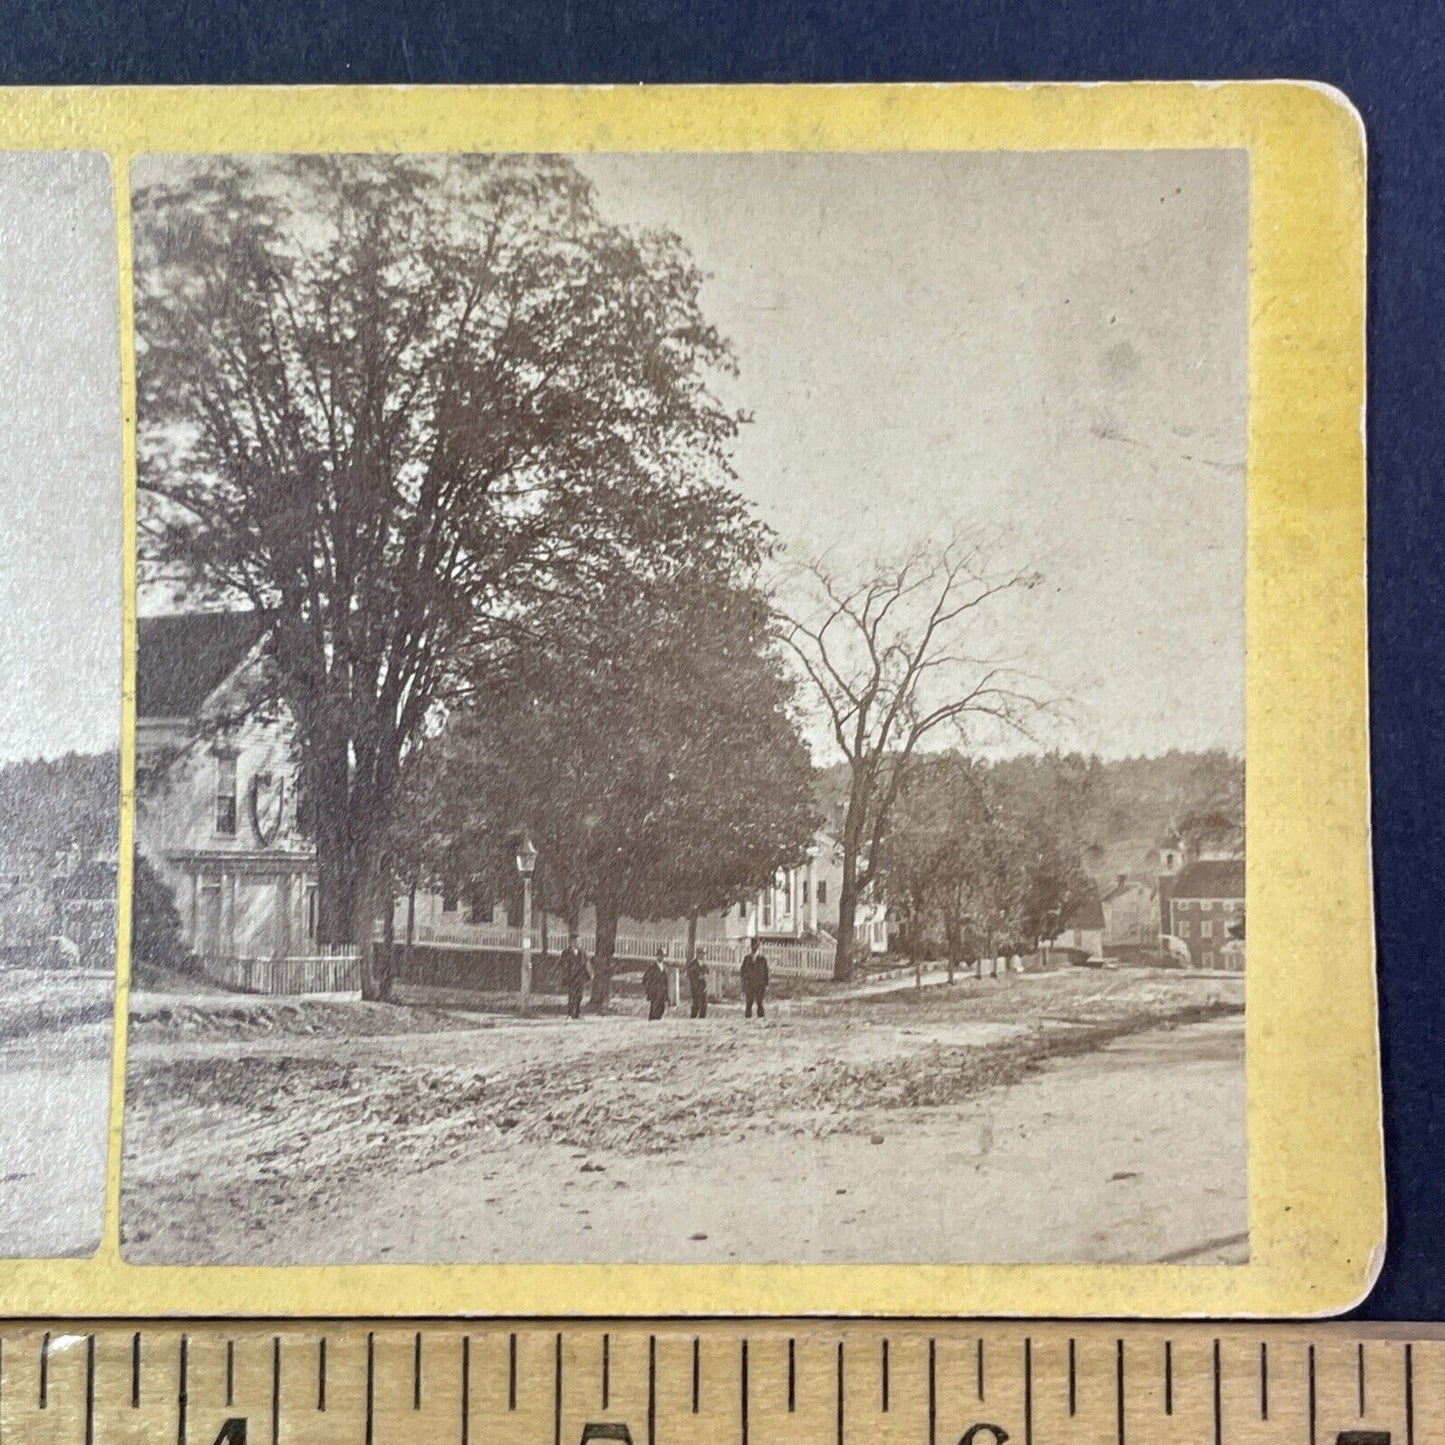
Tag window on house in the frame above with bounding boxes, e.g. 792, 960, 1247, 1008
305, 884, 318, 942
802, 879, 810, 905
1179, 921, 1191, 938
214, 755, 238, 836
441, 881, 458, 914
818, 881, 828, 906
1201, 920, 1213, 938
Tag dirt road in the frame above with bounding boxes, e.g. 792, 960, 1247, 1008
121, 970, 1246, 1266
0, 969, 115, 1257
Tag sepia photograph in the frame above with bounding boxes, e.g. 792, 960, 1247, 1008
0, 151, 123, 1259
120, 148, 1247, 1267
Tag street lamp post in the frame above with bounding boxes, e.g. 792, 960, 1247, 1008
515, 834, 538, 1013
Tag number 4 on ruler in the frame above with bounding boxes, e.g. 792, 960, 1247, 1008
210, 1422, 248, 1445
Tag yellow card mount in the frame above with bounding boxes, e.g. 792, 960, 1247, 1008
0, 81, 1375, 1323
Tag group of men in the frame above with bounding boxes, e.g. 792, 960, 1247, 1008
554, 941, 771, 1021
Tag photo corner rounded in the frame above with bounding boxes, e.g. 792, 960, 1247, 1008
1275, 79, 1367, 167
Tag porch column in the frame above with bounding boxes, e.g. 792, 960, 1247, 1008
221, 871, 236, 956
807, 855, 818, 934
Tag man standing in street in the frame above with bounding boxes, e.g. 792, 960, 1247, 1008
686, 950, 708, 1018
559, 940, 590, 1020
741, 940, 770, 1019
642, 949, 669, 1021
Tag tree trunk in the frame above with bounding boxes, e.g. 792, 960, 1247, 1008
309, 740, 357, 947
834, 868, 859, 982
404, 883, 416, 980
589, 892, 620, 1012
833, 778, 873, 982
355, 846, 390, 1002
943, 914, 960, 985
312, 817, 355, 948
686, 910, 699, 957
381, 880, 396, 998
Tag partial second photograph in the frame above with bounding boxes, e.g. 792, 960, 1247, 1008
0, 151, 123, 1259
121, 149, 1247, 1267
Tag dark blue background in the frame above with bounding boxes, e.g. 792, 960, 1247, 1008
2, 0, 1438, 1319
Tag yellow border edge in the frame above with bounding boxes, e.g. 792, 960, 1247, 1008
0, 81, 1377, 1319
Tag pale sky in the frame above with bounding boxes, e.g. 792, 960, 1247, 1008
0, 152, 121, 762
577, 151, 1248, 758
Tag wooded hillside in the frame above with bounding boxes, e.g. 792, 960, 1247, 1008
0, 751, 120, 861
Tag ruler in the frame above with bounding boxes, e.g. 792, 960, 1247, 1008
0, 1322, 1438, 1445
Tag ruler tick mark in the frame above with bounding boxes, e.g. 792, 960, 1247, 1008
131, 1330, 141, 1408
509, 1332, 518, 1410
1406, 1343, 1415, 1445
84, 1333, 95, 1445
881, 1338, 890, 1413
693, 1336, 701, 1414
788, 1338, 796, 1412
1069, 1338, 1077, 1417
461, 1336, 471, 1445
177, 1334, 189, 1445
555, 1332, 564, 1445
1260, 1341, 1268, 1420
363, 1333, 375, 1445
1024, 1338, 1034, 1445
741, 1338, 750, 1445
1165, 1340, 1173, 1416
273, 1335, 283, 1445
39, 1329, 49, 1408
225, 1339, 234, 1409
1358, 1341, 1366, 1416
1212, 1339, 1222, 1445
318, 1336, 327, 1411
930, 1339, 938, 1445
648, 1334, 657, 1445
414, 1330, 423, 1410
602, 1332, 610, 1409
1116, 1339, 1125, 1445
977, 1336, 985, 1401
1308, 1344, 1317, 1445
837, 1341, 845, 1445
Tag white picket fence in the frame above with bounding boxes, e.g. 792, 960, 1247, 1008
202, 945, 362, 996
410, 921, 837, 979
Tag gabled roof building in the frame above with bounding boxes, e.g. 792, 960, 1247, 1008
136, 612, 318, 965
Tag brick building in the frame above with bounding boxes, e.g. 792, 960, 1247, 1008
1162, 857, 1245, 969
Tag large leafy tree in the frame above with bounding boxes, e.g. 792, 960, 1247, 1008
420, 565, 819, 1008
133, 155, 749, 994
886, 751, 1095, 977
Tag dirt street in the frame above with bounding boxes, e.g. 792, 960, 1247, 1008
121, 970, 1246, 1266
0, 969, 115, 1257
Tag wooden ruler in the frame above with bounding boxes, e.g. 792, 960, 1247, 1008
0, 1322, 1439, 1445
